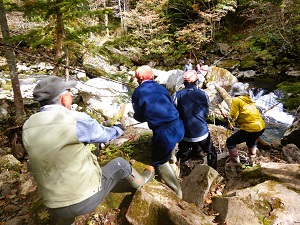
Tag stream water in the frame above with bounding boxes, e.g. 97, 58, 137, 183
19, 76, 295, 144
246, 81, 295, 143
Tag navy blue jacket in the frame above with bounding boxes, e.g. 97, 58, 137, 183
132, 80, 180, 130
172, 84, 209, 141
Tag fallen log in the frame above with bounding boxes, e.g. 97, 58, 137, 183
214, 83, 232, 108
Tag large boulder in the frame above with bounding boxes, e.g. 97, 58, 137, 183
213, 180, 300, 225
76, 78, 128, 124
281, 105, 300, 149
182, 164, 223, 207
126, 182, 215, 225
212, 162, 300, 225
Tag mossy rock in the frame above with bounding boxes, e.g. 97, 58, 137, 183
83, 64, 105, 78
0, 154, 21, 173
2, 83, 12, 91
219, 59, 240, 70
239, 55, 258, 70
0, 65, 9, 71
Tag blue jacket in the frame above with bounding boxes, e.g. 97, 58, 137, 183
132, 80, 180, 130
172, 84, 209, 141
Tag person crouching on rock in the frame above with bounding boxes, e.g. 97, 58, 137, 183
226, 82, 266, 166
22, 76, 154, 225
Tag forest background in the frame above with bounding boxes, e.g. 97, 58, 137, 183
0, 0, 299, 130
0, 1, 300, 224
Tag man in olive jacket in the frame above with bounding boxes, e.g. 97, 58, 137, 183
22, 76, 154, 225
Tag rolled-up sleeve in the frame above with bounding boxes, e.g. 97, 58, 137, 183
76, 112, 124, 143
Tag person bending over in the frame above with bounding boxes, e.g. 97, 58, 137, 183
171, 70, 218, 170
132, 65, 185, 198
22, 76, 154, 225
226, 82, 265, 165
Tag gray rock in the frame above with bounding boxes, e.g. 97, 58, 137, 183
126, 182, 215, 225
182, 164, 223, 207
282, 144, 300, 163
213, 180, 300, 225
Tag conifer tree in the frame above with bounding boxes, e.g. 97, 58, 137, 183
0, 0, 24, 123
19, 0, 103, 76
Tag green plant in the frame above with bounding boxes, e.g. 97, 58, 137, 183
277, 82, 300, 110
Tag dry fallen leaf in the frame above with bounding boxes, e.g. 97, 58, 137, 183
205, 198, 212, 204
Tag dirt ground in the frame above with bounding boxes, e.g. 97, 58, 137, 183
0, 124, 287, 225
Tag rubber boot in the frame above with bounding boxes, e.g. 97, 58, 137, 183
156, 162, 182, 198
248, 146, 257, 166
207, 152, 218, 170
228, 147, 240, 163
125, 166, 155, 189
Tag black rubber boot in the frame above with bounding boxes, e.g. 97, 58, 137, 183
125, 166, 155, 189
207, 152, 218, 170
156, 162, 182, 198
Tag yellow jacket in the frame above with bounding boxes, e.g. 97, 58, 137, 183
230, 95, 265, 132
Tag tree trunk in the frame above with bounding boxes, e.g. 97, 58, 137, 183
65, 45, 69, 80
118, 0, 123, 30
103, 0, 109, 36
52, 1, 64, 76
0, 0, 26, 160
0, 0, 24, 125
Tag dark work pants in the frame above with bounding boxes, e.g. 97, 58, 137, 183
177, 133, 218, 170
49, 157, 132, 224
226, 129, 265, 149
177, 133, 216, 158
151, 118, 184, 167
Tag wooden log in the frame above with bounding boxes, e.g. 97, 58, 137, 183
217, 104, 234, 131
214, 83, 232, 107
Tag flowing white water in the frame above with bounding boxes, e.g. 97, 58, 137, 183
250, 89, 295, 125
249, 88, 295, 143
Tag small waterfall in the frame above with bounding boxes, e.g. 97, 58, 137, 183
249, 88, 295, 143
250, 88, 295, 125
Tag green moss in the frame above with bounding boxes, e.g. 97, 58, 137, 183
239, 55, 258, 70
219, 59, 240, 69
36, 71, 47, 74
95, 192, 134, 211
128, 184, 176, 225
241, 166, 267, 181
2, 83, 12, 91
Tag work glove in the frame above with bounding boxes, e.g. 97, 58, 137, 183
114, 123, 125, 131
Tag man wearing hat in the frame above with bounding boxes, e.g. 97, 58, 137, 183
132, 65, 184, 198
171, 70, 218, 170
226, 82, 265, 165
22, 76, 154, 225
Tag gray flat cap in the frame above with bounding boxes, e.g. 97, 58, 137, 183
230, 82, 249, 97
33, 76, 77, 104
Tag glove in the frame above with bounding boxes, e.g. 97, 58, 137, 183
114, 123, 125, 131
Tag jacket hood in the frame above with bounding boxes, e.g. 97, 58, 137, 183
237, 95, 254, 104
